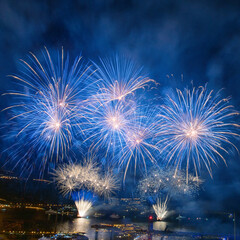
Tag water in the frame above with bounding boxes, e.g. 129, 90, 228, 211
0, 208, 236, 240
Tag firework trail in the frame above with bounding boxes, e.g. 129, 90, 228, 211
3, 47, 97, 176
157, 86, 239, 180
152, 196, 169, 221
92, 55, 155, 102
138, 166, 202, 199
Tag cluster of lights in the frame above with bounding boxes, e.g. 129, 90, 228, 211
138, 167, 202, 199
53, 160, 118, 197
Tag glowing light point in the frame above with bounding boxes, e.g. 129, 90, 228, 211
108, 116, 121, 130
59, 101, 65, 107
55, 121, 61, 129
136, 139, 141, 144
186, 126, 198, 139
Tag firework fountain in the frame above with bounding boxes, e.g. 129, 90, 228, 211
152, 196, 169, 221
75, 199, 92, 218
72, 191, 95, 218
53, 159, 118, 217
138, 166, 203, 220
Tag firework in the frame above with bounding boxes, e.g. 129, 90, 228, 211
153, 196, 169, 221
157, 86, 239, 180
83, 97, 136, 155
93, 56, 155, 102
119, 108, 160, 180
84, 99, 160, 179
75, 198, 92, 218
138, 166, 202, 199
52, 160, 99, 196
72, 192, 94, 218
100, 170, 119, 197
83, 97, 160, 180
3, 47, 97, 175
53, 159, 118, 217
52, 159, 118, 197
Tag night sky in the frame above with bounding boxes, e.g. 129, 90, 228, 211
0, 0, 240, 215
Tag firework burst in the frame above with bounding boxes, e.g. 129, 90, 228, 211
119, 108, 160, 180
52, 160, 99, 196
3, 47, 97, 175
157, 86, 239, 180
138, 166, 202, 199
52, 159, 118, 197
83, 98, 161, 180
83, 97, 136, 156
93, 56, 155, 102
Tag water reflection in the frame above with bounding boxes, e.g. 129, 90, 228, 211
73, 217, 91, 232
56, 217, 113, 240
57, 217, 91, 233
0, 208, 235, 240
153, 221, 167, 231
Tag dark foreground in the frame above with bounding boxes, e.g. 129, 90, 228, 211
0, 207, 238, 240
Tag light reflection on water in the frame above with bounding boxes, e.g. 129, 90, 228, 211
56, 217, 118, 240
153, 221, 167, 231
0, 208, 236, 240
56, 218, 192, 240
56, 218, 194, 240
57, 217, 91, 233
153, 221, 194, 234
57, 217, 111, 240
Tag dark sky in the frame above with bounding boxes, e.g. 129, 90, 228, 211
0, 0, 240, 214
